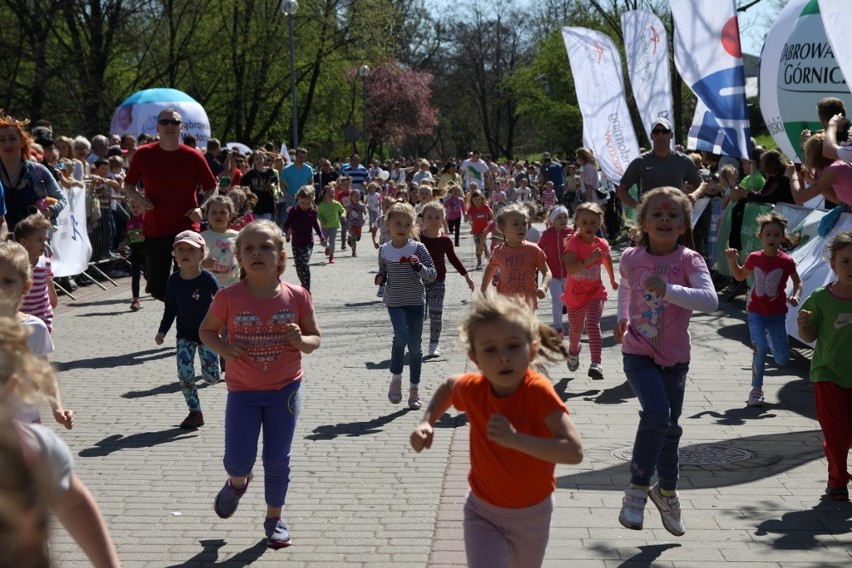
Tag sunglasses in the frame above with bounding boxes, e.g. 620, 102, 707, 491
158, 119, 182, 126
651, 128, 671, 135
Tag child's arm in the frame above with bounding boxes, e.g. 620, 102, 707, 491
411, 376, 456, 452
48, 366, 74, 430
724, 248, 751, 281
52, 474, 121, 568
563, 247, 602, 274
155, 285, 176, 345
652, 270, 718, 313
199, 312, 247, 360
486, 408, 583, 465
480, 261, 498, 293
603, 253, 618, 290
287, 311, 322, 354
797, 309, 818, 342
536, 261, 550, 300
788, 269, 802, 306
47, 276, 58, 308
445, 243, 475, 291
371, 223, 380, 248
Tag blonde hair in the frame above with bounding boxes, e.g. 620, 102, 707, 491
420, 200, 445, 220
13, 214, 52, 242
496, 203, 529, 227
235, 220, 287, 280
827, 230, 852, 263
0, 242, 32, 285
460, 291, 568, 363
0, 321, 56, 407
203, 194, 235, 219
755, 211, 788, 236
386, 202, 419, 238
295, 185, 315, 201
573, 202, 604, 223
575, 147, 598, 168
635, 187, 694, 249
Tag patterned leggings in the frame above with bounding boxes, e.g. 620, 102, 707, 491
425, 281, 446, 345
292, 244, 313, 290
567, 297, 605, 364
176, 337, 221, 411
323, 227, 338, 259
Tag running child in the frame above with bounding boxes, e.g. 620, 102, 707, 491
410, 291, 584, 568
155, 231, 222, 429
540, 181, 557, 210
316, 186, 345, 264
375, 202, 437, 410
562, 202, 617, 380
346, 189, 367, 257
537, 206, 573, 334
797, 230, 852, 501
227, 186, 257, 231
14, 214, 57, 332
466, 187, 493, 270
0, 321, 121, 568
200, 219, 321, 548
725, 212, 801, 406
365, 182, 382, 228
371, 197, 395, 298
443, 182, 466, 247
125, 199, 146, 310
420, 201, 475, 358
283, 185, 326, 290
480, 204, 550, 310
614, 186, 718, 536
201, 195, 240, 288
334, 177, 353, 251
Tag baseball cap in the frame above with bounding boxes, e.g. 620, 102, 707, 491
107, 145, 127, 157
173, 230, 205, 249
651, 117, 672, 131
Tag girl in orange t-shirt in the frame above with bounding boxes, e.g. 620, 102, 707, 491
411, 292, 584, 568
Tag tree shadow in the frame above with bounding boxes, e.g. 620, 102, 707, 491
79, 427, 198, 457
54, 348, 173, 371
557, 429, 825, 491
164, 539, 269, 567
751, 499, 852, 550
306, 409, 465, 441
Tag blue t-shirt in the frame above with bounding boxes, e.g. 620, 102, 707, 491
543, 162, 564, 188
281, 163, 315, 203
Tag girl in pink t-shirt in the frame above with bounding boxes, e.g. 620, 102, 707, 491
613, 187, 717, 537
560, 203, 617, 380
200, 219, 322, 549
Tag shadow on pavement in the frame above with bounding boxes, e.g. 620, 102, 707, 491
164, 538, 268, 567
122, 377, 219, 399
306, 408, 411, 440
751, 499, 852, 548
54, 348, 173, 371
616, 543, 682, 566
557, 429, 825, 490
79, 428, 198, 457
65, 297, 132, 308
689, 377, 815, 423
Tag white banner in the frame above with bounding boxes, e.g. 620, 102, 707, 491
621, 10, 674, 146
562, 27, 640, 184
671, 0, 751, 160
819, 0, 852, 109
50, 185, 92, 278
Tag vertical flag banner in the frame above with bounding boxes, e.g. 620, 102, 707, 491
51, 185, 92, 278
562, 27, 640, 183
759, 0, 852, 162
671, 0, 751, 160
818, 0, 852, 114
621, 10, 674, 145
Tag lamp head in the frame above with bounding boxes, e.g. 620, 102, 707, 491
280, 0, 299, 16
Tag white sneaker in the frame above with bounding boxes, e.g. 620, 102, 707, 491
388, 375, 402, 404
588, 363, 604, 380
567, 352, 580, 372
748, 388, 764, 407
648, 484, 685, 536
618, 488, 647, 530
427, 343, 441, 358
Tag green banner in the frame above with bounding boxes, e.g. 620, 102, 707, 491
713, 202, 773, 278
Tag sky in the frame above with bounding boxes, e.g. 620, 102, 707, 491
738, 0, 785, 56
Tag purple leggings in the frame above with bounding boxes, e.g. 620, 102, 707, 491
223, 380, 301, 508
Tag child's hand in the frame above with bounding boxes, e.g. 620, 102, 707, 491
409, 255, 422, 271
610, 279, 619, 291
410, 423, 434, 452
53, 408, 74, 430
155, 333, 165, 345
644, 276, 667, 298
614, 319, 628, 344
725, 248, 739, 261
487, 413, 517, 447
536, 287, 546, 300
788, 295, 800, 307
589, 247, 603, 262
373, 241, 379, 249
284, 322, 303, 348
222, 342, 247, 360
464, 274, 475, 291
375, 273, 386, 286
797, 309, 812, 326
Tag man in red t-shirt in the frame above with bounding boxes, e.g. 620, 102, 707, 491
123, 108, 217, 301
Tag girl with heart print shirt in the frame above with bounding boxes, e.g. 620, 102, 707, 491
725, 212, 801, 407
375, 202, 436, 411
200, 219, 322, 549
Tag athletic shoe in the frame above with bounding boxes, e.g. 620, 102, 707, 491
567, 352, 580, 372
408, 386, 422, 410
352, 249, 356, 257
824, 485, 850, 501
214, 473, 253, 519
426, 343, 441, 358
130, 298, 142, 311
618, 488, 647, 530
748, 388, 764, 407
588, 363, 604, 380
376, 284, 385, 298
329, 258, 336, 264
388, 375, 403, 404
202, 374, 223, 385
648, 484, 686, 536
180, 410, 204, 429
264, 517, 292, 548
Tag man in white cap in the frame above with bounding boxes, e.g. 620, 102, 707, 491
616, 117, 705, 209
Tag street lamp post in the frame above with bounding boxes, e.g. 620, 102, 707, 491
280, 0, 299, 149
359, 64, 370, 156
535, 73, 553, 154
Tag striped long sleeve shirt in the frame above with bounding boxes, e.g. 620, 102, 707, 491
378, 240, 436, 307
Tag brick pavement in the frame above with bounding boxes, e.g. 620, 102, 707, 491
46, 231, 850, 567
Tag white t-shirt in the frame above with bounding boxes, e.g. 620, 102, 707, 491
18, 315, 54, 424
837, 144, 852, 165
17, 421, 73, 495
460, 159, 489, 190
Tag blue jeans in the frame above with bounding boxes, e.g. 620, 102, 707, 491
747, 312, 790, 388
223, 380, 301, 508
623, 354, 689, 491
388, 305, 425, 385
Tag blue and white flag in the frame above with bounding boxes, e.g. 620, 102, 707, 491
671, 0, 751, 160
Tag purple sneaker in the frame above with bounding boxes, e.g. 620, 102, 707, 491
264, 517, 292, 548
213, 473, 253, 519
